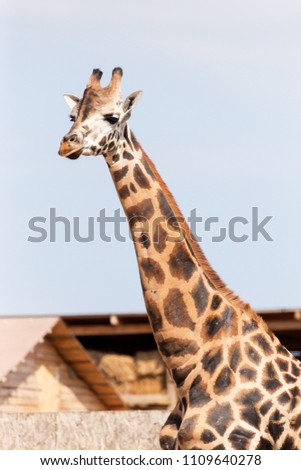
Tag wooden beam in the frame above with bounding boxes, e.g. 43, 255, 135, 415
67, 324, 152, 336
121, 393, 171, 407
265, 320, 301, 331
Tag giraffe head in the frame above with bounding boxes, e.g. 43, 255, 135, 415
58, 68, 142, 159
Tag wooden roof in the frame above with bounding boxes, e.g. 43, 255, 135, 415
0, 317, 126, 410
62, 309, 301, 334
61, 309, 301, 354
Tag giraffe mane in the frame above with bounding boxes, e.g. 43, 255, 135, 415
131, 131, 249, 311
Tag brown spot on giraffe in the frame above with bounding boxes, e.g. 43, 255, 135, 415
256, 437, 273, 449
169, 243, 197, 281
178, 415, 199, 447
281, 436, 296, 449
242, 319, 258, 334
240, 406, 261, 430
123, 124, 133, 149
141, 258, 165, 284
153, 223, 167, 253
214, 366, 235, 395
172, 363, 196, 388
228, 426, 255, 450
200, 429, 217, 444
203, 305, 236, 339
235, 388, 263, 406
119, 185, 130, 199
113, 165, 129, 183
277, 344, 290, 356
262, 361, 282, 392
129, 183, 137, 193
292, 413, 301, 430
157, 189, 173, 222
207, 403, 233, 435
158, 337, 199, 358
278, 391, 291, 406
191, 275, 209, 314
291, 361, 301, 377
245, 344, 261, 365
211, 294, 222, 310
288, 386, 301, 411
239, 367, 257, 382
164, 288, 195, 330
141, 155, 156, 180
145, 298, 163, 333
126, 198, 155, 226
99, 136, 107, 147
253, 334, 273, 354
228, 342, 242, 372
268, 410, 285, 441
133, 164, 151, 189
123, 150, 134, 160
260, 400, 273, 415
112, 154, 120, 163
189, 375, 211, 407
276, 358, 289, 372
201, 346, 223, 375
138, 233, 150, 249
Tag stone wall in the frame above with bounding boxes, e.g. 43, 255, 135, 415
0, 411, 169, 450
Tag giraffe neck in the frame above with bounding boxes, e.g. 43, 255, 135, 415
103, 127, 301, 452
105, 126, 241, 371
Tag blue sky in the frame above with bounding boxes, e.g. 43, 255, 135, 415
1, 0, 301, 315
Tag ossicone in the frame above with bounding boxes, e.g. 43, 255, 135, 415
87, 68, 103, 89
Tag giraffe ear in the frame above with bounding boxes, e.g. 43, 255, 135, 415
63, 94, 80, 110
123, 91, 143, 116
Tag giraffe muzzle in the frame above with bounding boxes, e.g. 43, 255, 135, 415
58, 132, 84, 159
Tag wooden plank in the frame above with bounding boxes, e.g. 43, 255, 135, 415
90, 387, 120, 397
60, 389, 102, 401
60, 401, 104, 412
0, 387, 40, 398
265, 320, 301, 331
11, 363, 38, 375
54, 349, 91, 362
4, 395, 38, 406
59, 383, 105, 411
0, 404, 38, 412
67, 324, 152, 336
121, 394, 171, 407
64, 361, 96, 372
49, 338, 80, 350
36, 364, 60, 412
59, 375, 87, 388
59, 389, 103, 403
1, 374, 34, 389
90, 384, 119, 394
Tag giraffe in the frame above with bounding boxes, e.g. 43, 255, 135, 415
58, 68, 301, 450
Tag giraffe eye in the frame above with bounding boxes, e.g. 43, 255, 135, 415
104, 115, 119, 125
